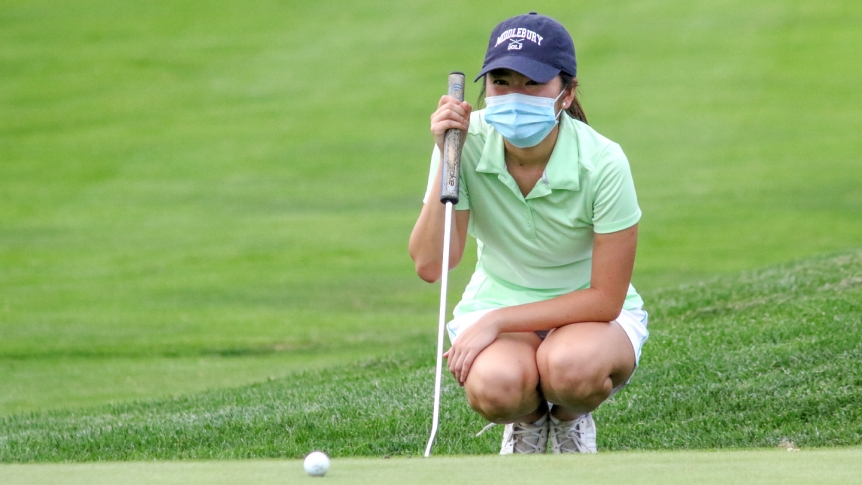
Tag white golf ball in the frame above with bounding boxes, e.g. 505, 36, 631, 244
303, 451, 330, 477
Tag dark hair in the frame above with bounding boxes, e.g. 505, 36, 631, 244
559, 73, 587, 124
476, 72, 588, 124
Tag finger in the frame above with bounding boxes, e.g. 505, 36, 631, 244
461, 101, 473, 118
449, 349, 464, 382
431, 120, 469, 140
430, 118, 468, 134
432, 100, 469, 122
438, 95, 465, 109
454, 348, 471, 383
459, 351, 476, 384
447, 347, 458, 373
431, 107, 469, 130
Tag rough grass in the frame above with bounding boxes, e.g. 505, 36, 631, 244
2, 251, 859, 461
601, 251, 862, 449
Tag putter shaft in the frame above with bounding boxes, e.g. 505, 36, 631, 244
424, 201, 453, 457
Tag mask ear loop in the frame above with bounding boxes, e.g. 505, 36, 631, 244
554, 90, 566, 120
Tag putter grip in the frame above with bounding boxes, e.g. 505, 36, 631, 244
440, 71, 466, 204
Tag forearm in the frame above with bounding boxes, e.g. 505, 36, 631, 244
490, 286, 626, 334
408, 165, 466, 282
411, 96, 473, 282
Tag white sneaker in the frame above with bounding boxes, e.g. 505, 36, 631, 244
499, 413, 549, 454
549, 413, 597, 453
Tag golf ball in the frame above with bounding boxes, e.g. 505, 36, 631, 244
303, 451, 330, 477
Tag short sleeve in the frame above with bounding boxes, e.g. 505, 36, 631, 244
591, 143, 641, 233
422, 145, 470, 210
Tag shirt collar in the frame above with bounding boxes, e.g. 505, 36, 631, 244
475, 114, 581, 192
475, 129, 505, 175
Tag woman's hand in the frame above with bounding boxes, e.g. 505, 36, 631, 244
444, 311, 500, 386
430, 96, 472, 152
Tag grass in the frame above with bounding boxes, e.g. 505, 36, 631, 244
0, 350, 378, 414
1, 0, 861, 460
2, 250, 859, 461
4, 449, 862, 485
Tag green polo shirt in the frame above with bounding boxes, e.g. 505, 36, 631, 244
423, 111, 644, 317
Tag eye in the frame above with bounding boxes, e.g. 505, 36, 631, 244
491, 78, 509, 85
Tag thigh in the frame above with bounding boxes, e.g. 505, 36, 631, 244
537, 321, 636, 391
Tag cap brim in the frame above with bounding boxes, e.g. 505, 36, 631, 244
474, 55, 561, 83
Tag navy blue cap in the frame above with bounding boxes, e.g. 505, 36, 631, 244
475, 12, 577, 83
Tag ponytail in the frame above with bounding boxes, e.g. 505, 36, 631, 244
559, 73, 587, 124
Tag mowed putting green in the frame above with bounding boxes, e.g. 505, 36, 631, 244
4, 449, 862, 485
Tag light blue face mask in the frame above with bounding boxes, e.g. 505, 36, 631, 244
484, 91, 565, 148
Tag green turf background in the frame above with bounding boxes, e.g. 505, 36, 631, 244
1, 0, 860, 457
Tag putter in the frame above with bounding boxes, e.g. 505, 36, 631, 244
425, 71, 466, 457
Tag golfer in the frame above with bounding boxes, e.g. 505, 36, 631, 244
409, 12, 648, 454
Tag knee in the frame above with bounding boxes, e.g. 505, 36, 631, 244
464, 366, 539, 422
537, 347, 612, 410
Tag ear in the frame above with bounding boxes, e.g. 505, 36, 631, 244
561, 79, 577, 109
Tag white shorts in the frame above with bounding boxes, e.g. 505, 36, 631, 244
447, 306, 649, 366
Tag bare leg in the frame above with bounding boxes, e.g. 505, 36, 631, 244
462, 332, 546, 423
536, 321, 635, 420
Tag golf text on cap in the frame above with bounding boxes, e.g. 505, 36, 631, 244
494, 28, 544, 51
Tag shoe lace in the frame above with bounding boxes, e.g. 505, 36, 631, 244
476, 422, 497, 437
552, 417, 589, 453
477, 421, 546, 453
510, 423, 547, 453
